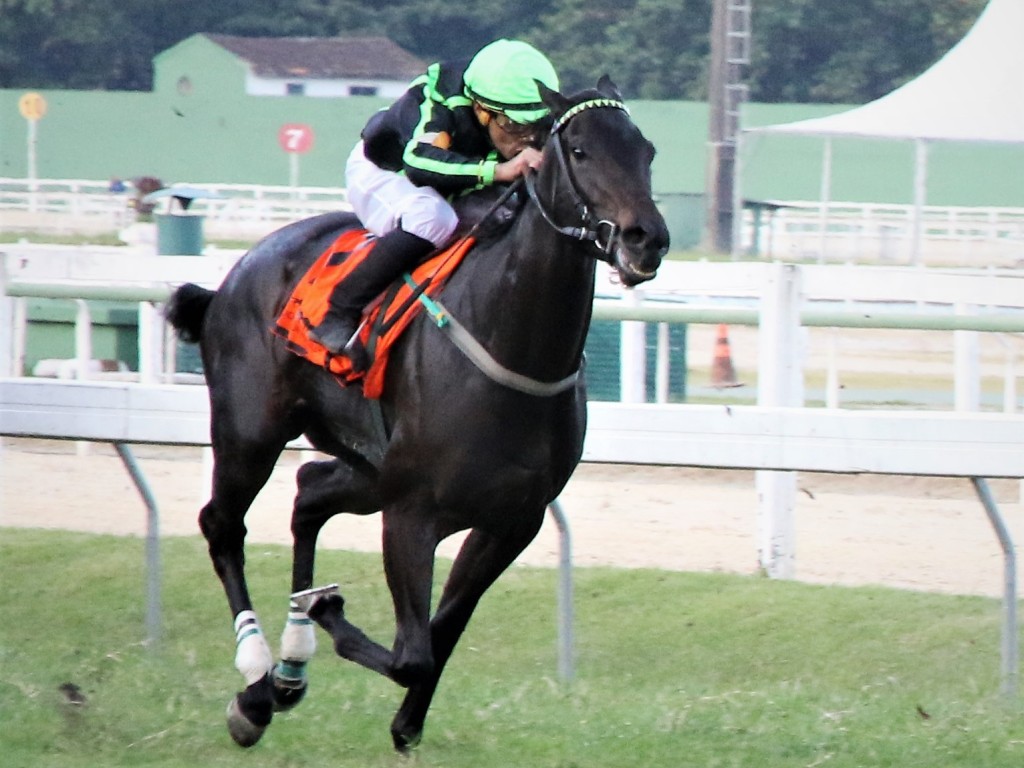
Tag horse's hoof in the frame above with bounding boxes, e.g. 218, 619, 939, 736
226, 695, 267, 747
290, 583, 340, 614
391, 726, 423, 753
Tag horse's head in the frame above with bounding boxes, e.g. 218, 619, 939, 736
530, 76, 670, 287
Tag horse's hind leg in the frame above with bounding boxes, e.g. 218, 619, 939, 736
271, 457, 381, 711
200, 442, 286, 747
390, 515, 544, 751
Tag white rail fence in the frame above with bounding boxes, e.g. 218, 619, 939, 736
750, 200, 1024, 265
0, 178, 349, 240
4, 246, 1024, 405
3, 252, 1024, 690
4, 178, 1024, 265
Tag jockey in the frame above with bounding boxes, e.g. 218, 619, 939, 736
307, 39, 560, 371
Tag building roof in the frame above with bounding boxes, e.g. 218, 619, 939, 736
205, 34, 426, 81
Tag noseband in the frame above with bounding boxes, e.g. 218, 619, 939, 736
524, 98, 631, 263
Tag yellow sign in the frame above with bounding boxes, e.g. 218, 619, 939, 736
19, 92, 47, 121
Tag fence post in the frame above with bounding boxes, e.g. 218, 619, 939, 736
0, 255, 14, 377
137, 301, 165, 384
620, 288, 647, 402
756, 262, 804, 578
954, 302, 981, 411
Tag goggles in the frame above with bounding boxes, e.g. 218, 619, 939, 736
487, 110, 543, 138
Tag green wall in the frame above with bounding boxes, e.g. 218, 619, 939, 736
2, 42, 1022, 206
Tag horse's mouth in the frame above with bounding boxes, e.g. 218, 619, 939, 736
612, 246, 659, 287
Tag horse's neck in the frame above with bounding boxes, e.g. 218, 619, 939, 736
452, 207, 596, 381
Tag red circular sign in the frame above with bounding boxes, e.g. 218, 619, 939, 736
278, 123, 314, 154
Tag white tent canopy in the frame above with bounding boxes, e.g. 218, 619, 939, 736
742, 0, 1024, 261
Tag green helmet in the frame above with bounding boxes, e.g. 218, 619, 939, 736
464, 39, 559, 125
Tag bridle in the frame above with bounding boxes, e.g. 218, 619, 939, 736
417, 97, 637, 398
523, 98, 631, 263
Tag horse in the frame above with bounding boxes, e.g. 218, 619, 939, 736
165, 76, 669, 752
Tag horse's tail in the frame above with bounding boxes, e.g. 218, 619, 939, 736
166, 282, 215, 343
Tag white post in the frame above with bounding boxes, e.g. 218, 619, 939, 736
954, 302, 980, 412
655, 322, 670, 403
74, 300, 93, 379
27, 120, 39, 213
825, 330, 840, 409
137, 301, 165, 384
818, 138, 832, 262
0, 256, 14, 378
911, 139, 929, 266
619, 289, 646, 403
756, 262, 804, 579
74, 299, 93, 456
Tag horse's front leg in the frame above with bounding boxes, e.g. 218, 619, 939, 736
272, 457, 381, 711
381, 506, 439, 687
390, 513, 544, 751
297, 501, 438, 686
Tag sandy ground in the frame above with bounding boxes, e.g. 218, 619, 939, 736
4, 323, 1023, 598
2, 437, 1021, 598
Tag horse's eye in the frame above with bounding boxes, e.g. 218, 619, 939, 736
571, 146, 586, 160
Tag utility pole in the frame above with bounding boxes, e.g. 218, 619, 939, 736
705, 0, 751, 253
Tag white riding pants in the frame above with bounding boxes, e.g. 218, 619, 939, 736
345, 141, 459, 248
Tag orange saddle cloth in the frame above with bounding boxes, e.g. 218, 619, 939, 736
274, 229, 475, 399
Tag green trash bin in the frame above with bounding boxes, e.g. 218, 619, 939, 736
155, 212, 204, 255
144, 185, 220, 255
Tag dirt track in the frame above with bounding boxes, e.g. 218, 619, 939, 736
2, 437, 1021, 598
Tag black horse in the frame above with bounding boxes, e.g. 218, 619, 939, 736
166, 77, 668, 751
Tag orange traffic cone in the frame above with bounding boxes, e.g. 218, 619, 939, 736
711, 324, 743, 388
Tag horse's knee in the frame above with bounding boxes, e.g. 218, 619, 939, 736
199, 502, 247, 553
391, 636, 434, 688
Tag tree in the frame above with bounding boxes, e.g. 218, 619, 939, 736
0, 0, 989, 104
529, 0, 710, 98
748, 0, 987, 103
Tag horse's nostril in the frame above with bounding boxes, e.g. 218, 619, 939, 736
622, 226, 648, 247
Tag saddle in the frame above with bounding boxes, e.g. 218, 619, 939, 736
274, 229, 475, 398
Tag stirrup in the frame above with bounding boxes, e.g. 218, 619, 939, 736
290, 584, 339, 614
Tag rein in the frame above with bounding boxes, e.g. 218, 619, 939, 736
524, 98, 631, 262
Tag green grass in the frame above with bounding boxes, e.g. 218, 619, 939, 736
2, 528, 1022, 767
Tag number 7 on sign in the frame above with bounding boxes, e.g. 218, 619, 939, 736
278, 124, 314, 188
278, 124, 314, 154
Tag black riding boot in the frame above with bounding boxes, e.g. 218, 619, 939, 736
308, 228, 434, 371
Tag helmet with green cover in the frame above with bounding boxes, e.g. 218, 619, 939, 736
463, 39, 559, 125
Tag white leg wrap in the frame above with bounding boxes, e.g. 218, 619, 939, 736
279, 603, 317, 662
234, 610, 274, 686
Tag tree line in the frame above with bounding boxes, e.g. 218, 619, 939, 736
0, 0, 986, 103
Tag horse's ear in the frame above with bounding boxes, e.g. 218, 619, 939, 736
537, 78, 571, 118
597, 74, 623, 101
